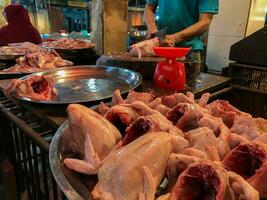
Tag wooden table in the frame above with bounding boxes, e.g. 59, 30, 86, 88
0, 73, 232, 128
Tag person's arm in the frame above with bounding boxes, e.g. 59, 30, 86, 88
164, 13, 214, 46
145, 4, 158, 38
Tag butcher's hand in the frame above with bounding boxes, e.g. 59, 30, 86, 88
163, 34, 183, 47
146, 29, 158, 39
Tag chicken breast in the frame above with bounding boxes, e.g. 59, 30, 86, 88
92, 132, 173, 200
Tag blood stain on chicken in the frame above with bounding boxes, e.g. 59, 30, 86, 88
123, 118, 152, 145
224, 144, 265, 178
174, 165, 220, 200
31, 78, 48, 94
167, 107, 184, 125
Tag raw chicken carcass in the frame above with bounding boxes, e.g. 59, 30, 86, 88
104, 101, 164, 135
111, 89, 125, 106
92, 132, 173, 200
3, 50, 73, 73
168, 156, 259, 200
184, 127, 222, 161
125, 90, 156, 105
161, 93, 195, 109
166, 102, 210, 132
98, 102, 110, 116
129, 38, 159, 58
227, 133, 250, 149
63, 104, 122, 175
42, 38, 94, 49
0, 42, 42, 55
104, 104, 140, 134
123, 114, 185, 145
227, 171, 259, 200
231, 116, 267, 140
6, 75, 57, 101
206, 100, 251, 128
223, 141, 267, 198
197, 93, 210, 107
122, 102, 188, 151
228, 132, 267, 149
111, 89, 156, 106
167, 154, 201, 188
253, 118, 267, 134
148, 97, 172, 115
170, 161, 233, 200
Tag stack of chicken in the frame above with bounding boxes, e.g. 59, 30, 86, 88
3, 49, 73, 73
0, 42, 42, 56
42, 38, 95, 49
62, 89, 267, 200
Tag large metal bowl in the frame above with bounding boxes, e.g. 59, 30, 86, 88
49, 121, 94, 200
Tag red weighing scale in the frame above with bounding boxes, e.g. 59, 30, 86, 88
153, 47, 191, 91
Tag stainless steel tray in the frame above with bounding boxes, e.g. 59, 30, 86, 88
0, 54, 22, 61
53, 47, 94, 54
49, 121, 91, 200
12, 65, 142, 104
0, 70, 32, 79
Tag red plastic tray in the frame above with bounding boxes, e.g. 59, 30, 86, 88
153, 47, 191, 58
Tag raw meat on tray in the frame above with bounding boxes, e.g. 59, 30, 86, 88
59, 89, 266, 200
6, 75, 57, 101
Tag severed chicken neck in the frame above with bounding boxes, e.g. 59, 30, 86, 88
223, 141, 267, 198
168, 159, 259, 200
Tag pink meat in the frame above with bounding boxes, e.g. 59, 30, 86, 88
223, 142, 267, 198
6, 75, 57, 101
170, 162, 227, 200
206, 100, 251, 128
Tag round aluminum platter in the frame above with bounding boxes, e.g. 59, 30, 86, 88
49, 121, 90, 200
11, 65, 142, 104
0, 70, 32, 79
0, 54, 23, 61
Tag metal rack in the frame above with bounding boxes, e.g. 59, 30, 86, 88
0, 91, 66, 200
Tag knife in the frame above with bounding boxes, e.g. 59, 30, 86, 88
149, 27, 167, 46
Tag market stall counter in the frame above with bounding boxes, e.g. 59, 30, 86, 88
0, 72, 231, 128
